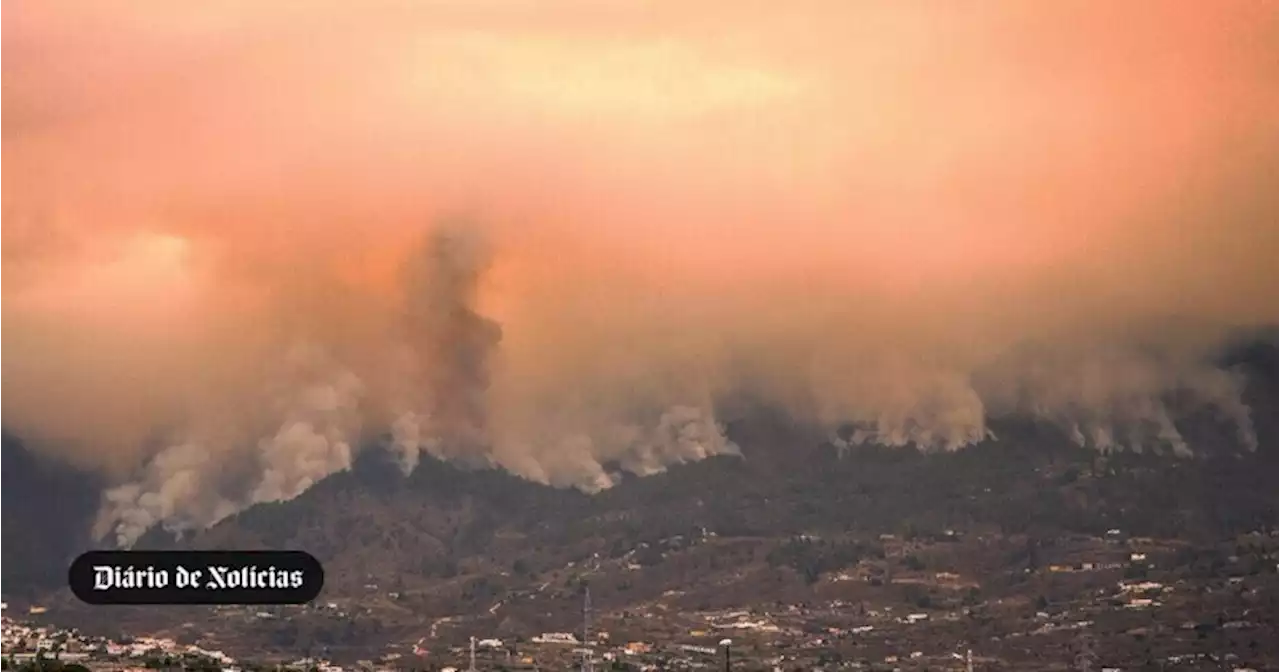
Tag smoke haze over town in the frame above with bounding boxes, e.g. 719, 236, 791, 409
2, 0, 1275, 546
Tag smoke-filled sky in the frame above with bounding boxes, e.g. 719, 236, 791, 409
3, 1, 1276, 545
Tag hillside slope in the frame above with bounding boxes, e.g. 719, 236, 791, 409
3, 336, 1275, 657
1, 433, 103, 595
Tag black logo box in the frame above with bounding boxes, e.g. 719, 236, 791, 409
69, 550, 324, 605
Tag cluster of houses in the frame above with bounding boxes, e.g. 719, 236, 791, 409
1, 608, 234, 669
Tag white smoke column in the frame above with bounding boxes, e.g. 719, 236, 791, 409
975, 339, 1258, 455
94, 440, 241, 548
94, 343, 367, 546
389, 411, 431, 475
390, 226, 503, 469
250, 365, 364, 504
488, 404, 740, 492
809, 355, 994, 454
387, 226, 745, 487
617, 405, 741, 477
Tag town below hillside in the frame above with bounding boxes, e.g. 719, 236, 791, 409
7, 524, 1276, 671
4, 347, 1277, 672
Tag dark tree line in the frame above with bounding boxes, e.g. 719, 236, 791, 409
766, 537, 878, 585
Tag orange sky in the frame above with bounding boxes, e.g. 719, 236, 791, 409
2, 0, 1276, 484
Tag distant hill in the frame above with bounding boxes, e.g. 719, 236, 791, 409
2, 333, 1275, 636
165, 330, 1276, 591
1, 432, 103, 596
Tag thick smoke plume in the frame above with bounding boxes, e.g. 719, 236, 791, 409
3, 0, 1275, 547
391, 224, 504, 472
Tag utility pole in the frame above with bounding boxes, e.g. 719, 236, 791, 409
583, 585, 593, 672
469, 636, 476, 672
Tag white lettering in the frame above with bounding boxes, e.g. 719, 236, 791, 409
204, 565, 308, 590
89, 565, 170, 590
93, 565, 114, 590
177, 566, 202, 588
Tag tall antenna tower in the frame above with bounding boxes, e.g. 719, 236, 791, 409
582, 584, 594, 672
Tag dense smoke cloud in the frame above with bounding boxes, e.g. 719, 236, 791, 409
3, 0, 1275, 546
392, 224, 504, 471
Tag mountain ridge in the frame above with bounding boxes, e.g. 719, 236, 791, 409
3, 333, 1275, 605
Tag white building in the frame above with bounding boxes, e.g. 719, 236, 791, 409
533, 632, 578, 644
